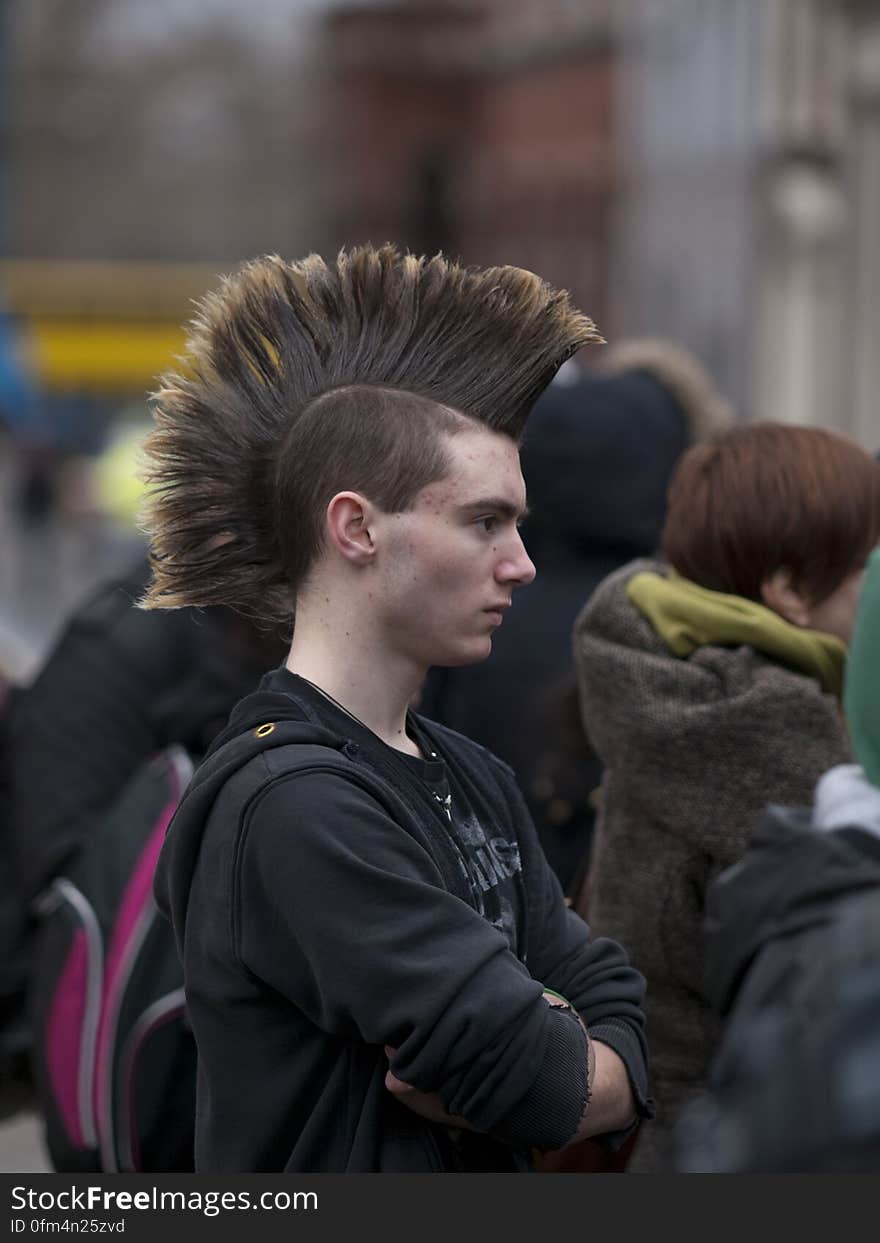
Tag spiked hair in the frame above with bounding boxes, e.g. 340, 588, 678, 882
141, 244, 600, 620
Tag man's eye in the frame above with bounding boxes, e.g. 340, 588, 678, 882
476, 516, 497, 533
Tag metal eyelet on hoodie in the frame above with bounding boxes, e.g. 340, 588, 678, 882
255, 723, 275, 738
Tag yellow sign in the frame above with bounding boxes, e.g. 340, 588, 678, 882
28, 319, 187, 394
1, 259, 227, 395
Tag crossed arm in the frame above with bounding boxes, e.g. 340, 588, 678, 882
385, 993, 636, 1149
241, 772, 649, 1153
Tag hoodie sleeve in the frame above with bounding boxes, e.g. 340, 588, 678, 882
524, 857, 652, 1126
494, 758, 653, 1124
235, 770, 590, 1151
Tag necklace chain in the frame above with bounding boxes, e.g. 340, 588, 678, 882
299, 676, 371, 732
298, 675, 451, 818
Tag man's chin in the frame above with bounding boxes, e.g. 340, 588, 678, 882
433, 637, 494, 668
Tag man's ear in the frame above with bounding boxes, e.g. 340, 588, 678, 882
325, 492, 377, 567
760, 568, 811, 627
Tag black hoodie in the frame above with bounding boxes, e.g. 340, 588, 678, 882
154, 670, 650, 1172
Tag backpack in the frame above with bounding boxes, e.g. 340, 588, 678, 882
28, 745, 196, 1172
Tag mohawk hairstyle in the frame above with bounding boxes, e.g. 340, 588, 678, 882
141, 244, 600, 619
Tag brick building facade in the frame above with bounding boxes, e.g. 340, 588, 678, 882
318, 0, 619, 329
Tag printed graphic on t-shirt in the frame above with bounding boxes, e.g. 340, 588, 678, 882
449, 810, 522, 951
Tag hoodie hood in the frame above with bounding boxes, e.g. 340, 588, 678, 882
520, 340, 732, 559
814, 763, 880, 837
704, 804, 880, 1016
153, 675, 348, 955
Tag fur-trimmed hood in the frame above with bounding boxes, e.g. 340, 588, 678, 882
520, 341, 732, 558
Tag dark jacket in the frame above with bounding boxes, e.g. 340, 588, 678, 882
420, 365, 695, 893
1, 558, 283, 1086
6, 559, 283, 902
155, 670, 651, 1172
677, 803, 880, 1171
573, 559, 852, 1170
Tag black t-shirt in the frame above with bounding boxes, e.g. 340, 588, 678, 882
273, 670, 525, 956
156, 664, 651, 1170
404, 716, 523, 955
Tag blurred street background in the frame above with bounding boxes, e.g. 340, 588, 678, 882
3, 0, 880, 680
1, 0, 880, 1168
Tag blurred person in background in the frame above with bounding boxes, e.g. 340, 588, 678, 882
573, 423, 880, 1171
419, 340, 731, 896
5, 559, 287, 906
0, 301, 79, 527
677, 545, 880, 1172
0, 301, 44, 1114
0, 642, 32, 1121
0, 421, 287, 1115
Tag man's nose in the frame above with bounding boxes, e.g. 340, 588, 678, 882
498, 532, 536, 587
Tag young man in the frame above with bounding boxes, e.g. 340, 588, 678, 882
144, 246, 651, 1172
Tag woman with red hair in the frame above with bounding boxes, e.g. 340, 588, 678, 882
574, 422, 880, 1171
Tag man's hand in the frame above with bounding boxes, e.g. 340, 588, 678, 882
540, 991, 635, 1144
384, 1046, 472, 1130
384, 1005, 636, 1148
566, 1039, 635, 1144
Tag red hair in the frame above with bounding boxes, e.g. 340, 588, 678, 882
662, 423, 880, 605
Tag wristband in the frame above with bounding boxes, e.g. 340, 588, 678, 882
543, 988, 592, 1111
543, 987, 577, 1013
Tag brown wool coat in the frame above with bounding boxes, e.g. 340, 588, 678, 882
573, 559, 852, 1172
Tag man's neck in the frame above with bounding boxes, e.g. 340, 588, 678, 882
286, 606, 424, 757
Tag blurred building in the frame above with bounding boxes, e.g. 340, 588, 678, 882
4, 0, 326, 262
2, 0, 623, 380
614, 0, 880, 448
318, 0, 619, 321
2, 0, 878, 446
316, 0, 880, 447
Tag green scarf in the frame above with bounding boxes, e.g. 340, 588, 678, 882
627, 570, 846, 698
844, 547, 880, 786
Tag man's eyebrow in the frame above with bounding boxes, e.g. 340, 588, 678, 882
460, 498, 530, 520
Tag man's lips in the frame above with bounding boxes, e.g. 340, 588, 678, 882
484, 603, 511, 624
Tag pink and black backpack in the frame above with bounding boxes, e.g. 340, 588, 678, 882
29, 745, 196, 1172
